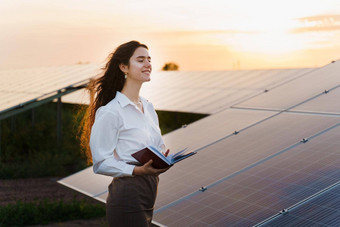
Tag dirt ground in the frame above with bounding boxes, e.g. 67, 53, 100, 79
0, 177, 108, 226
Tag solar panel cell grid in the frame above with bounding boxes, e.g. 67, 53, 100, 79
235, 60, 340, 111
58, 167, 112, 197
0, 92, 42, 111
156, 114, 340, 211
194, 89, 255, 113
161, 88, 221, 112
219, 70, 263, 89
154, 123, 340, 226
162, 108, 274, 154
203, 72, 236, 88
2, 65, 83, 93
264, 184, 340, 226
0, 67, 49, 89
251, 68, 311, 89
169, 216, 199, 227
291, 86, 340, 114
36, 66, 97, 92
0, 64, 100, 113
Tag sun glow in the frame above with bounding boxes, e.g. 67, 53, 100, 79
195, 1, 324, 55
0, 0, 339, 70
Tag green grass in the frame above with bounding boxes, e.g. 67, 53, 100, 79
0, 199, 105, 226
157, 110, 208, 134
0, 102, 89, 179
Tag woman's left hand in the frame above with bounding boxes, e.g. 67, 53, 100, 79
133, 160, 170, 176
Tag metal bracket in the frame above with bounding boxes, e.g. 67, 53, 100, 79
199, 186, 207, 192
300, 138, 309, 143
279, 209, 289, 214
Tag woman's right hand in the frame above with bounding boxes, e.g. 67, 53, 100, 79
133, 160, 170, 176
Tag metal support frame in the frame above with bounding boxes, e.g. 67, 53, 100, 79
0, 120, 1, 158
0, 81, 88, 121
57, 91, 62, 144
11, 116, 15, 133
31, 108, 35, 127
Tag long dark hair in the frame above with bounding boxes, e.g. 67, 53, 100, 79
80, 41, 148, 163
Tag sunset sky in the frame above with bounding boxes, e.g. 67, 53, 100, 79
0, 0, 340, 71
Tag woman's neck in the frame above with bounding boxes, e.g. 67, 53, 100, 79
121, 80, 142, 103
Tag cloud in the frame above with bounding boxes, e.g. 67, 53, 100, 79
292, 14, 340, 33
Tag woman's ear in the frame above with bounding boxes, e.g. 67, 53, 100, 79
119, 63, 128, 74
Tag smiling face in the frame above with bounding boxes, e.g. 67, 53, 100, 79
122, 46, 152, 83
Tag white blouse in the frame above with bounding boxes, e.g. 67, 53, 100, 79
90, 91, 165, 177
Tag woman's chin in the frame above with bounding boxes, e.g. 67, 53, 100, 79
143, 76, 151, 82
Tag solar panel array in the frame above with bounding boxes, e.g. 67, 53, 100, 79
58, 60, 340, 226
154, 123, 340, 226
63, 68, 313, 114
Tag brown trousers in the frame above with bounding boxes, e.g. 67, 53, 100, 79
106, 175, 159, 227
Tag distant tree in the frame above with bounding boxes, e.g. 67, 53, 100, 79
76, 61, 90, 65
162, 62, 179, 71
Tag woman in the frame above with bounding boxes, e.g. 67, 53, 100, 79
81, 41, 170, 226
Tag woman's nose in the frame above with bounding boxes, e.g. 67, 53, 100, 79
145, 61, 152, 68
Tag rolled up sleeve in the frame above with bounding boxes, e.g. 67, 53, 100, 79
90, 108, 135, 177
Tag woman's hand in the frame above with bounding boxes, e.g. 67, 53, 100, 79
133, 160, 170, 176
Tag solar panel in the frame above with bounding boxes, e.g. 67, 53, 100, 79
235, 60, 340, 111
27, 65, 97, 93
154, 113, 340, 210
1, 65, 76, 93
0, 64, 100, 114
162, 108, 274, 153
62, 68, 313, 114
58, 108, 275, 203
259, 182, 340, 226
0, 91, 41, 111
58, 167, 112, 202
153, 123, 340, 226
142, 68, 313, 114
58, 89, 89, 105
290, 85, 340, 115
164, 88, 267, 114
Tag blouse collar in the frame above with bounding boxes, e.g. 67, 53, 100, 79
116, 91, 145, 108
